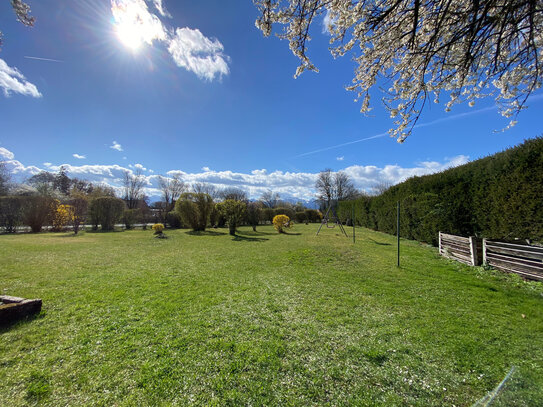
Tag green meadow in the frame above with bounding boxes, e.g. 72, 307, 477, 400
1, 225, 542, 406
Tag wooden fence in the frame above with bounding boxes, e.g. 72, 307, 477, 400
483, 239, 543, 281
439, 232, 480, 266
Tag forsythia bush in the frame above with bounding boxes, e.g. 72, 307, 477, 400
52, 202, 73, 231
273, 214, 291, 233
152, 223, 165, 234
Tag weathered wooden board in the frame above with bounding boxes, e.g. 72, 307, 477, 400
0, 296, 42, 326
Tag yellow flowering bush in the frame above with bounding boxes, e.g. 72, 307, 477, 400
152, 223, 165, 234
52, 202, 73, 232
272, 214, 291, 233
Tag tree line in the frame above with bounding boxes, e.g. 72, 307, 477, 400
0, 165, 323, 234
337, 137, 543, 245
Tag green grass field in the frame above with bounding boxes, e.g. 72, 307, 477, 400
1, 225, 542, 406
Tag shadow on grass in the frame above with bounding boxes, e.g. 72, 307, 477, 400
232, 234, 268, 242
185, 230, 227, 237
368, 237, 391, 246
86, 229, 125, 234
281, 231, 302, 236
236, 230, 277, 236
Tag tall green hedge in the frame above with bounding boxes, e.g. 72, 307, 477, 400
338, 137, 543, 245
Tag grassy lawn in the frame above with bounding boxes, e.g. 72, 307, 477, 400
1, 224, 542, 406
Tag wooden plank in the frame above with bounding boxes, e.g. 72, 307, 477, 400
448, 251, 473, 264
485, 244, 543, 262
486, 254, 543, 273
0, 299, 42, 326
441, 238, 471, 250
485, 240, 543, 252
470, 236, 478, 266
442, 244, 471, 256
487, 263, 543, 282
440, 233, 470, 243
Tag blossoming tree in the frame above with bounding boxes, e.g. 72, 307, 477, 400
254, 0, 542, 141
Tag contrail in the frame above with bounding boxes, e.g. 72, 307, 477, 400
24, 56, 63, 63
293, 93, 543, 158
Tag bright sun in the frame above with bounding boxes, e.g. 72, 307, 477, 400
111, 1, 166, 52
115, 20, 144, 51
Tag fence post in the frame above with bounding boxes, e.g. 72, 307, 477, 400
469, 236, 478, 266
439, 231, 442, 255
482, 239, 487, 266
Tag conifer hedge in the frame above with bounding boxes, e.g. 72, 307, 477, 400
338, 137, 543, 245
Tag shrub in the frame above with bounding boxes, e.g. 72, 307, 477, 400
152, 223, 164, 234
273, 214, 292, 233
51, 203, 73, 232
304, 209, 323, 223
0, 196, 24, 233
22, 196, 54, 233
122, 208, 139, 230
68, 195, 88, 235
246, 201, 262, 231
88, 197, 125, 231
175, 193, 214, 231
262, 207, 275, 224
165, 211, 182, 228
295, 211, 307, 224
274, 207, 295, 220
216, 199, 246, 235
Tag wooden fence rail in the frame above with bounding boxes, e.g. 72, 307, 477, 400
439, 232, 480, 266
483, 239, 543, 281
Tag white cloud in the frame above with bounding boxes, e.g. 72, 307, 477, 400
73, 154, 86, 159
43, 162, 52, 167
110, 141, 123, 151
336, 156, 344, 161
0, 147, 15, 160
152, 0, 171, 17
168, 28, 229, 81
111, 0, 167, 47
322, 9, 335, 35
110, 1, 229, 82
3, 155, 470, 202
202, 166, 210, 172
0, 59, 41, 98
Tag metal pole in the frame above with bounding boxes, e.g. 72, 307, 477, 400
352, 203, 355, 244
397, 201, 400, 267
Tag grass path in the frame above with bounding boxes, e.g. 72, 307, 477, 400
1, 225, 542, 406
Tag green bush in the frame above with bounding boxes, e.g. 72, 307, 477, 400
88, 197, 125, 231
175, 193, 214, 231
294, 211, 307, 223
122, 208, 139, 230
22, 196, 55, 233
165, 211, 182, 228
0, 196, 25, 233
216, 199, 246, 235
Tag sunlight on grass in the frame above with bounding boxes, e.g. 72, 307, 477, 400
1, 225, 542, 406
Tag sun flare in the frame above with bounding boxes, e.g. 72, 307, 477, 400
111, 0, 166, 52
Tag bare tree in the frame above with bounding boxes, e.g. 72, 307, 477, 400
0, 161, 11, 196
260, 189, 280, 208
192, 182, 219, 199
316, 169, 358, 207
372, 182, 393, 196
255, 0, 543, 141
335, 171, 357, 201
219, 187, 248, 202
122, 169, 146, 209
315, 169, 334, 206
158, 174, 186, 211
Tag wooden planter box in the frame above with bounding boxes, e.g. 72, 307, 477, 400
0, 295, 42, 326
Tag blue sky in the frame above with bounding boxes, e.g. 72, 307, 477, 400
0, 0, 541, 202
